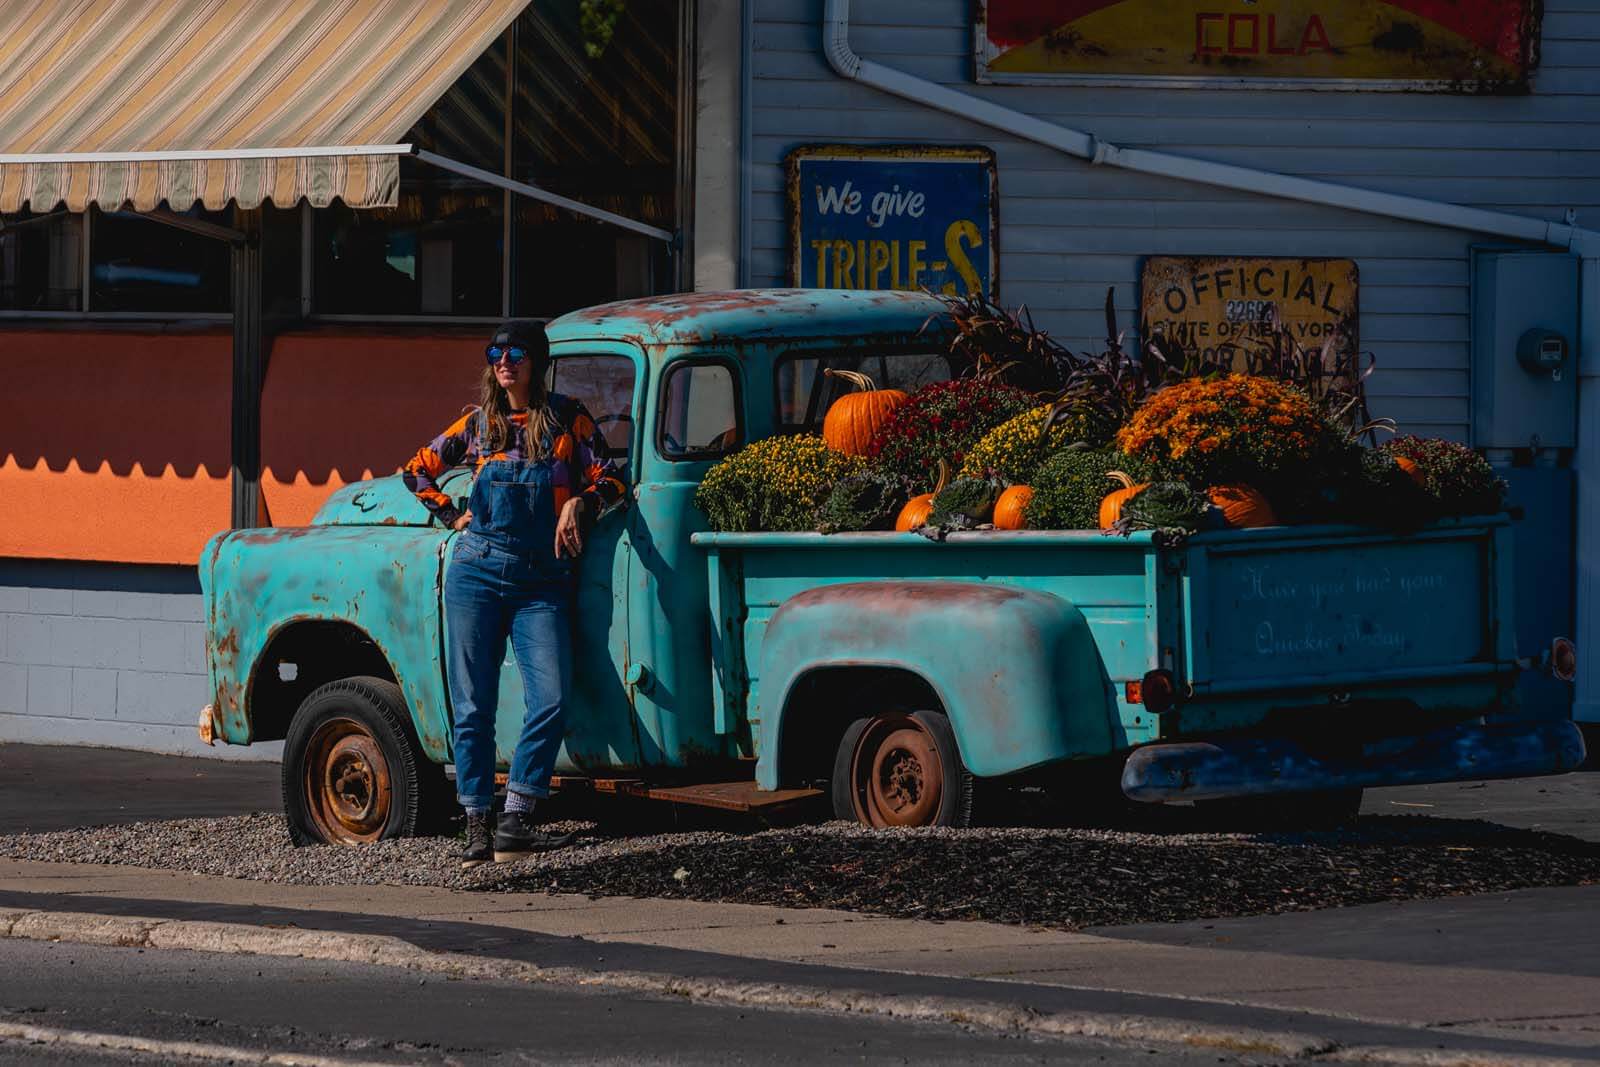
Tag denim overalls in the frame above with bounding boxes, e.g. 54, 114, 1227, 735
445, 452, 574, 812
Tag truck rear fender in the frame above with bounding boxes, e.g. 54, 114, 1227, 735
755, 581, 1116, 789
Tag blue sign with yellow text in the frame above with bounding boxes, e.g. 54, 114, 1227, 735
787, 145, 997, 299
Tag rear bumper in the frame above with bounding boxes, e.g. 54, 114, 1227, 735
1120, 720, 1587, 803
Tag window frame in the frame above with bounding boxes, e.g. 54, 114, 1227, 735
654, 355, 745, 464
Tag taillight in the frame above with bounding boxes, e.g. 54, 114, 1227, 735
1552, 637, 1577, 682
1135, 669, 1177, 714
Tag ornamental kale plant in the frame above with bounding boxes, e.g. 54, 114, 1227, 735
813, 469, 911, 534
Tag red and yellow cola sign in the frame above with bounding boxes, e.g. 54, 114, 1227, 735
976, 1, 1540, 91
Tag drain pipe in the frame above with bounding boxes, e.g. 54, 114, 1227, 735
821, 0, 1595, 256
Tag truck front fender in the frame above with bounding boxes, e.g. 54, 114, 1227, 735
755, 581, 1115, 787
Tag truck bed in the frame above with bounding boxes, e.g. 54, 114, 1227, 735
695, 517, 1522, 772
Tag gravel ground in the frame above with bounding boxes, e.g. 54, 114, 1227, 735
2, 811, 1597, 929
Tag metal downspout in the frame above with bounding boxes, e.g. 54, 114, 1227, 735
1578, 259, 1600, 722
820, 0, 1596, 256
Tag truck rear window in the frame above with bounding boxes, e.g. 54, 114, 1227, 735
776, 351, 952, 433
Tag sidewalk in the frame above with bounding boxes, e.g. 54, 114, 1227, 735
3, 857, 1598, 1062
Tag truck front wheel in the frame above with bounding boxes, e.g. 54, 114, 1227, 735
282, 676, 450, 846
831, 709, 973, 828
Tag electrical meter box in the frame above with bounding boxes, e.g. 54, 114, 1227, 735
1470, 249, 1580, 451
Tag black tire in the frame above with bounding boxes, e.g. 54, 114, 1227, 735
1200, 787, 1364, 832
830, 709, 974, 828
282, 675, 452, 846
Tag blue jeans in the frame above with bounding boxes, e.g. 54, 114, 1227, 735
445, 532, 572, 812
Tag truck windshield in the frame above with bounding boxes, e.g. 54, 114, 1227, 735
548, 355, 636, 472
776, 351, 952, 433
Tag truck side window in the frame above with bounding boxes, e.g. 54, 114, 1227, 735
775, 351, 952, 434
659, 361, 742, 460
548, 354, 637, 477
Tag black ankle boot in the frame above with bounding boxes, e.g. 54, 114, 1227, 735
493, 810, 576, 861
461, 811, 492, 870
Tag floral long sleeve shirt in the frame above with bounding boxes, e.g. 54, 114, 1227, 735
402, 393, 627, 528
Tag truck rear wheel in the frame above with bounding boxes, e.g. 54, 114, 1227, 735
282, 676, 450, 846
831, 709, 973, 828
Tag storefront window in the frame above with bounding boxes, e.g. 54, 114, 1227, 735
511, 0, 679, 317
312, 32, 509, 318
0, 211, 82, 311
90, 207, 232, 313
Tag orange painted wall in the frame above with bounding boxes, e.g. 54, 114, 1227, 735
259, 330, 486, 527
0, 329, 233, 565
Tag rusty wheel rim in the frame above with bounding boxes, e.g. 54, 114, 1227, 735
303, 717, 392, 845
851, 715, 943, 828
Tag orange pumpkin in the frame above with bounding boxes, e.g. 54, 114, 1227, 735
895, 493, 937, 532
895, 460, 949, 532
1393, 455, 1426, 488
1207, 484, 1277, 528
993, 485, 1033, 530
1098, 471, 1149, 530
822, 369, 909, 456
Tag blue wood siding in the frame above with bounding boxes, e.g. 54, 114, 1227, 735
746, 1, 1600, 441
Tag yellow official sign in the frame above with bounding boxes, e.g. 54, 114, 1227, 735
976, 1, 1539, 92
1140, 257, 1359, 366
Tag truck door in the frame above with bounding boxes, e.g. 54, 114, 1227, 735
624, 354, 746, 772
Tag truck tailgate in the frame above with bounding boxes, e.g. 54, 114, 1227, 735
1181, 518, 1516, 697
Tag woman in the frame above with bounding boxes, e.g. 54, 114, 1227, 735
403, 320, 626, 869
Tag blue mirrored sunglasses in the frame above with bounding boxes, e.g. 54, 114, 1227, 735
485, 344, 529, 366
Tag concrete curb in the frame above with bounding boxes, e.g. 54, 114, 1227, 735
0, 907, 1587, 1067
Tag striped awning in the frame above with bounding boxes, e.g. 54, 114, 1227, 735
0, 0, 528, 213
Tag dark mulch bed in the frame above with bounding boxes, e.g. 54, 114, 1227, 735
484, 817, 1600, 929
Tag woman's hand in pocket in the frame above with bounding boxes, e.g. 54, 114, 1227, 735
451, 510, 473, 532
555, 498, 585, 559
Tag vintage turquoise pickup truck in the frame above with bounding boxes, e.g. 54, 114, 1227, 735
198, 289, 1585, 845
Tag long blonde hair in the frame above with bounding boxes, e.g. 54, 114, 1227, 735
473, 364, 558, 461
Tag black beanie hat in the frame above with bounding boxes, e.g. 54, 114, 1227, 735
490, 319, 550, 362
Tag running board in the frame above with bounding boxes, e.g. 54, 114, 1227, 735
549, 776, 824, 813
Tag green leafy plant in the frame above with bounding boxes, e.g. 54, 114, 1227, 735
926, 476, 1005, 530
867, 378, 1032, 492
578, 0, 626, 58
1027, 450, 1153, 530
814, 469, 911, 534
1106, 482, 1220, 538
1379, 436, 1506, 517
959, 402, 1115, 484
694, 435, 865, 532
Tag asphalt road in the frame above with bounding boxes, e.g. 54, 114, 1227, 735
0, 937, 1231, 1066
